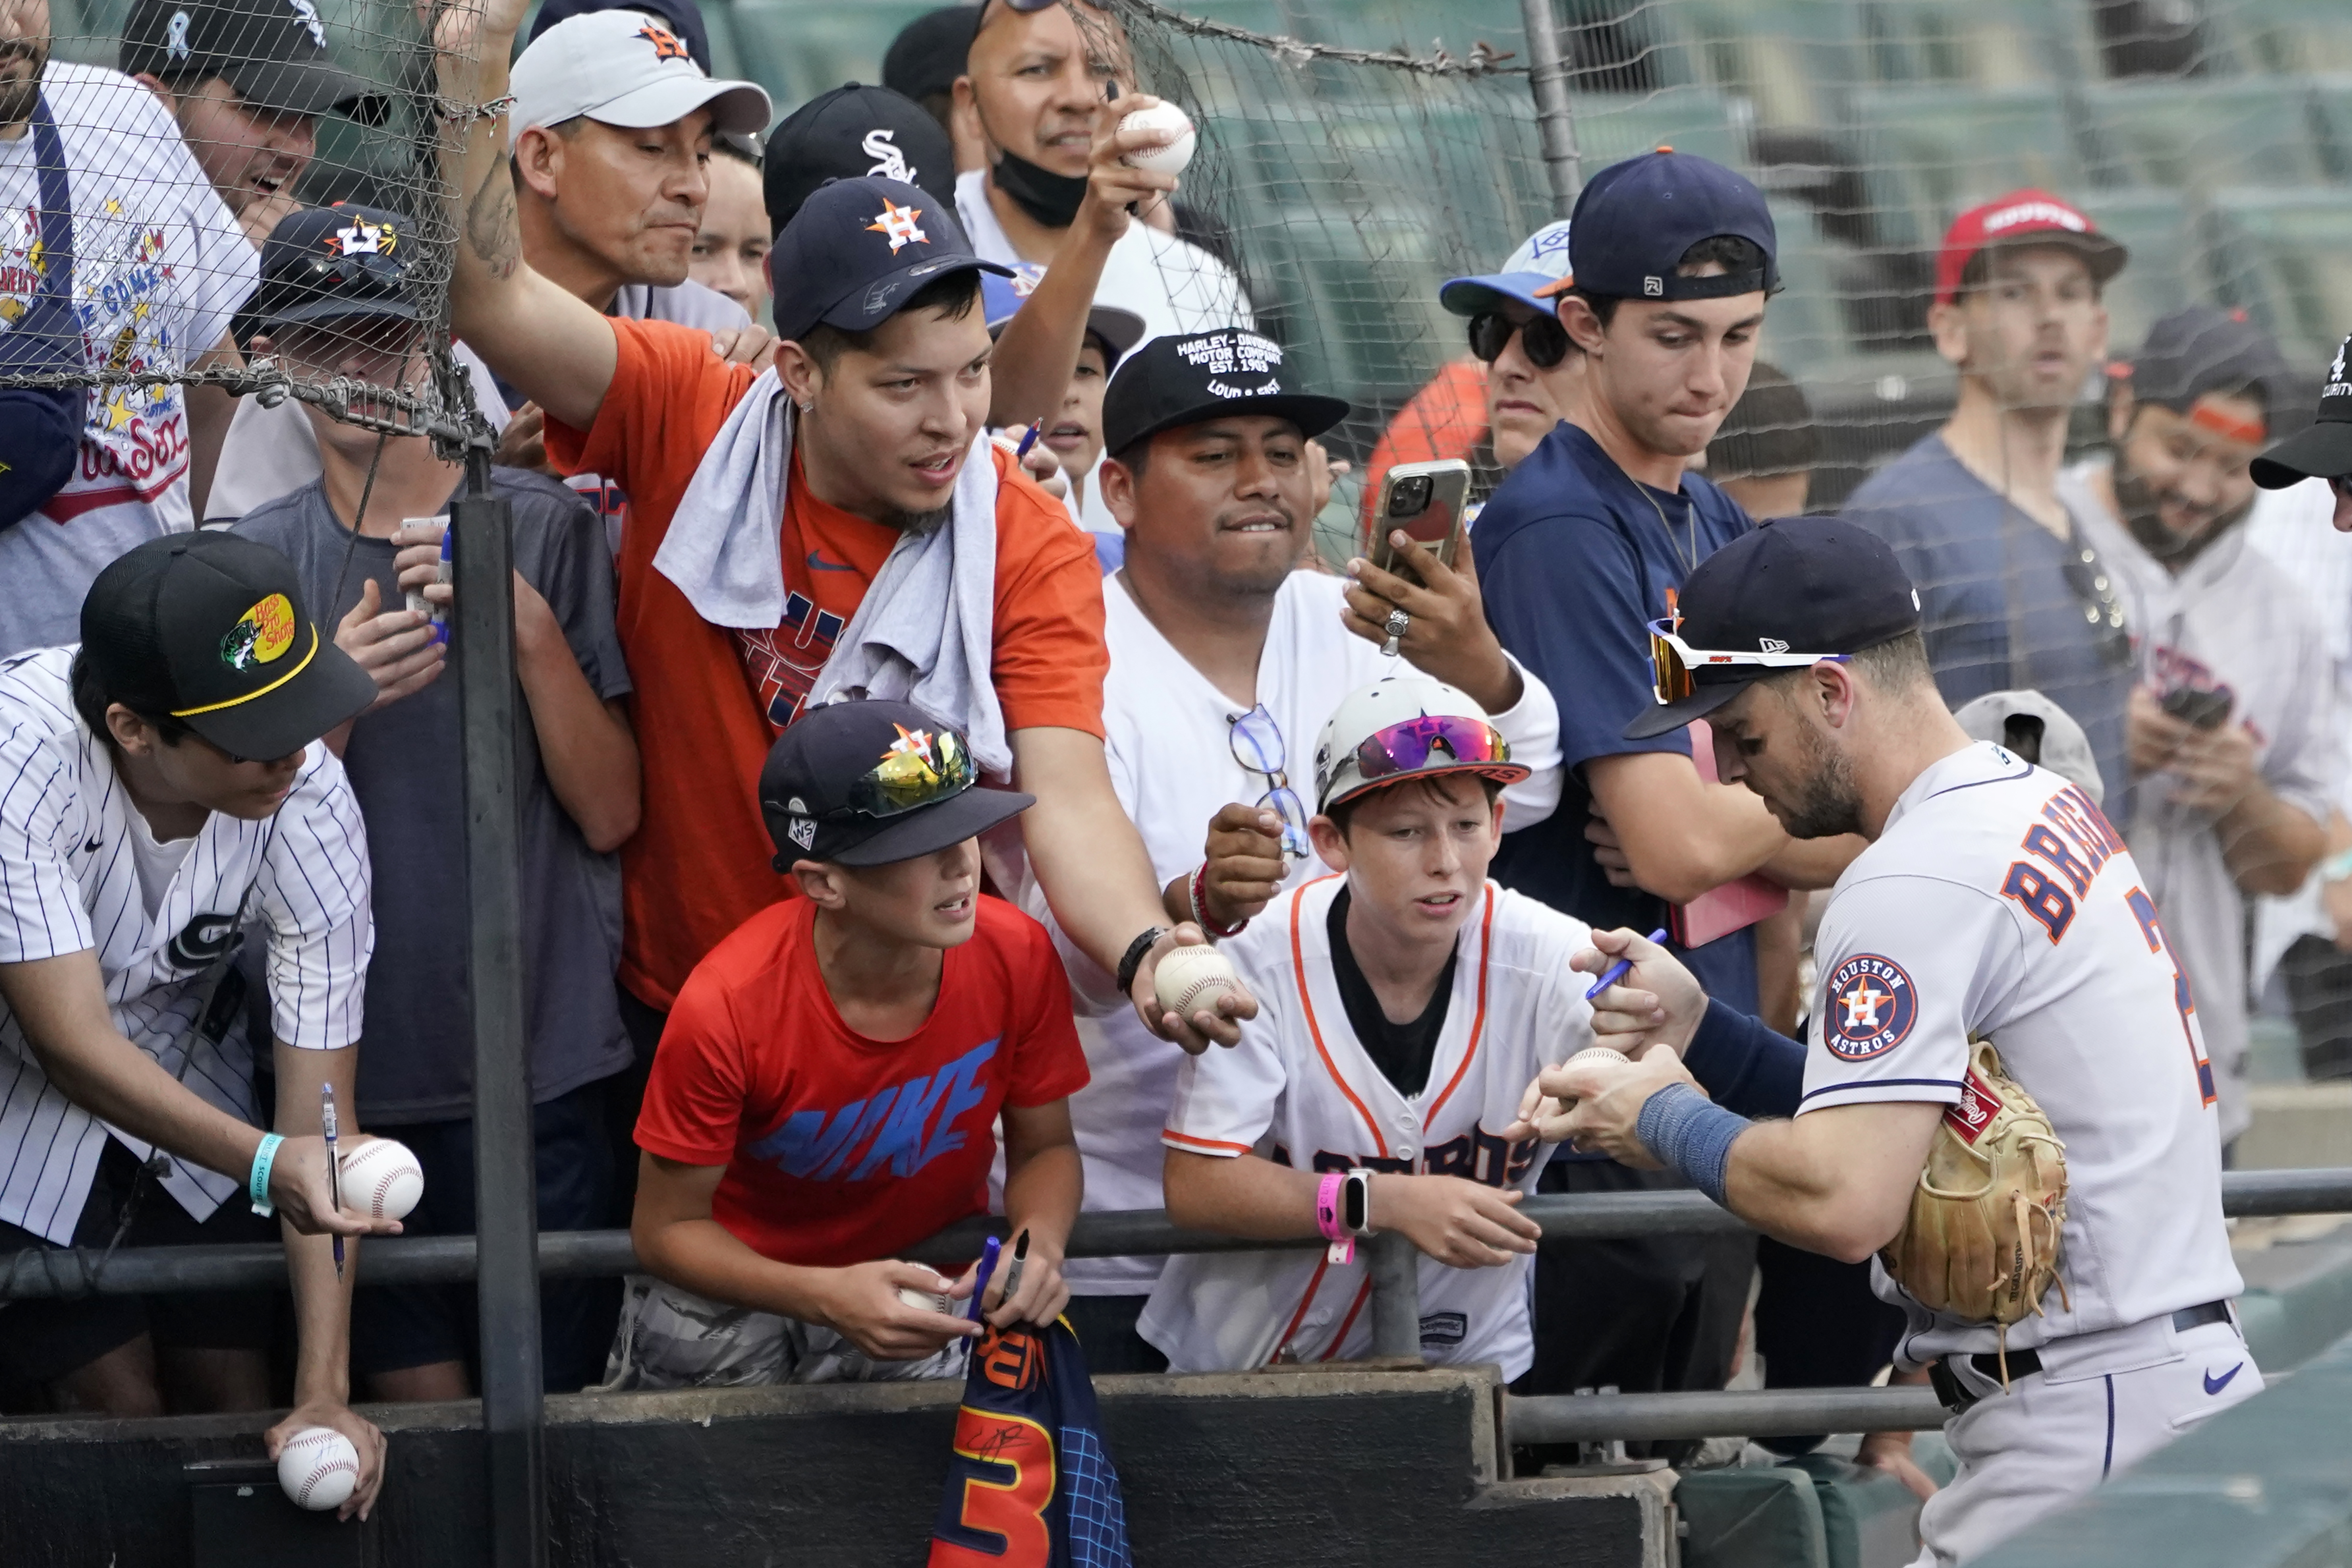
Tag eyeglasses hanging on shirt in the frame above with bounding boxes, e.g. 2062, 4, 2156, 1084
1227, 706, 1312, 861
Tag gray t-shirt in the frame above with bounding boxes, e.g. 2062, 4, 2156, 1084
232, 467, 633, 1121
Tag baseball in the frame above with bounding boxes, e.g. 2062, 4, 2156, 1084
1119, 102, 1196, 176
897, 1283, 956, 1316
1568, 1047, 1630, 1069
1155, 942, 1242, 1021
338, 1137, 425, 1222
277, 1424, 361, 1512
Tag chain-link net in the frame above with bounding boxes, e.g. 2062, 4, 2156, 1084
9, 0, 465, 452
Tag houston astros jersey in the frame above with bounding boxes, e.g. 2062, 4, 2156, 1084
1804, 741, 2241, 1362
1138, 876, 1593, 1376
2066, 471, 2340, 1144
0, 649, 373, 1245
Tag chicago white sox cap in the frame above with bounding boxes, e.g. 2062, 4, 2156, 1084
509, 9, 770, 151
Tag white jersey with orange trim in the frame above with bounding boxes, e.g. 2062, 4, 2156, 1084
1802, 742, 2243, 1364
1138, 875, 1594, 1375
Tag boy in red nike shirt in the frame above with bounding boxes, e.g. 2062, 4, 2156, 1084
607, 701, 1087, 1387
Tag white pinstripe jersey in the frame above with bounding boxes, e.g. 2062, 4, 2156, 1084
0, 649, 373, 1245
1139, 876, 1593, 1377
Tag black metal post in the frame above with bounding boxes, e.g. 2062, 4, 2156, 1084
1519, 0, 1583, 215
452, 442, 546, 1568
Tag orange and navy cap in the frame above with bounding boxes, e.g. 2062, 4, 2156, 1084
759, 700, 1032, 868
79, 533, 375, 762
1935, 189, 2128, 306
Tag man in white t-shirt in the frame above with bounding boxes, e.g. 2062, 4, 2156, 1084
1143, 677, 1590, 1373
0, 17, 252, 653
951, 0, 1249, 349
1029, 329, 1561, 1367
1527, 517, 2254, 1568
2061, 306, 2335, 1147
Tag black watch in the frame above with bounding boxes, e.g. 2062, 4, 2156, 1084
1116, 925, 1169, 998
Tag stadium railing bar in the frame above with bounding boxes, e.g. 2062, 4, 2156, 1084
3, 1168, 2342, 1441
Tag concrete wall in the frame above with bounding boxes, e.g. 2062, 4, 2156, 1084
0, 1366, 1658, 1567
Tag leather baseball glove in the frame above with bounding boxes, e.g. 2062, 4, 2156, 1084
1880, 1038, 2069, 1385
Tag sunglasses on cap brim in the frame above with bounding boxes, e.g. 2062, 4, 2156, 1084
833, 726, 980, 821
1468, 310, 1570, 370
1646, 618, 1850, 707
1351, 713, 1513, 785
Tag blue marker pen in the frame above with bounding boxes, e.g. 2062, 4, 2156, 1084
1585, 928, 1670, 1001
321, 1083, 343, 1279
1013, 420, 1043, 460
968, 1234, 1003, 1323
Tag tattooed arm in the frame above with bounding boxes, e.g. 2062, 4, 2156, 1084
430, 0, 618, 430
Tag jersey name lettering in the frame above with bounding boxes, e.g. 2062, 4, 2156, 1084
1291, 1124, 1538, 1188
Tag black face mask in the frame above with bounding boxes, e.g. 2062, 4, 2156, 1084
991, 148, 1090, 230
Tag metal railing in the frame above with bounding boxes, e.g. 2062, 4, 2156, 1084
8, 1169, 2343, 1441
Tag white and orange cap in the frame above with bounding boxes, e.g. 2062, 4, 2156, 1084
1312, 676, 1528, 813
509, 9, 771, 151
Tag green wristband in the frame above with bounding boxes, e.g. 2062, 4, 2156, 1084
248, 1132, 285, 1217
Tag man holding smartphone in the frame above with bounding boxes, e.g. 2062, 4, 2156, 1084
1050, 329, 1564, 1368
2061, 305, 2333, 1152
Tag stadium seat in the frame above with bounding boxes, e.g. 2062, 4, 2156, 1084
727, 0, 946, 115
2205, 188, 2352, 371
1761, 200, 1859, 377
2220, 0, 2352, 75
1848, 0, 2101, 91
1846, 84, 2091, 248
2303, 74, 2352, 182
2083, 79, 2331, 193
1554, 85, 1744, 172
2073, 187, 2209, 360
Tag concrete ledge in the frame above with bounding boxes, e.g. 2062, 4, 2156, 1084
2239, 1084, 2352, 1171
0, 1365, 1653, 1567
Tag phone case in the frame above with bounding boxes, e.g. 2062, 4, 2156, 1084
1668, 719, 1789, 949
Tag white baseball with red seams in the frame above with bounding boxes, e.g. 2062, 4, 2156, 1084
1153, 943, 1240, 1020
1118, 102, 1196, 176
277, 1425, 360, 1511
338, 1137, 425, 1222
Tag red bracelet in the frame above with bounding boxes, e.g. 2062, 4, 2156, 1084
1190, 861, 1248, 939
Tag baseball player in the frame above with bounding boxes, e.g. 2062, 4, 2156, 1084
0, 533, 392, 1517
1141, 677, 1595, 1374
1516, 517, 2256, 1566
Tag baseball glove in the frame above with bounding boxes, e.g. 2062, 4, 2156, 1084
1880, 1038, 2069, 1385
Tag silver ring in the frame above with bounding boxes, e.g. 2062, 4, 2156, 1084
1380, 607, 1409, 657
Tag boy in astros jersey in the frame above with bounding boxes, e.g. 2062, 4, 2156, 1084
1140, 676, 1594, 1372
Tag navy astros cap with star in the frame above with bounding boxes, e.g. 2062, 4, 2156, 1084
80, 532, 377, 761
768, 175, 1010, 344
1625, 516, 1919, 740
1102, 330, 1351, 455
760, 700, 1032, 868
2254, 331, 2352, 490
253, 203, 418, 329
1568, 147, 1778, 303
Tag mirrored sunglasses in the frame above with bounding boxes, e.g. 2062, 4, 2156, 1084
1645, 617, 1850, 706
1351, 714, 1510, 784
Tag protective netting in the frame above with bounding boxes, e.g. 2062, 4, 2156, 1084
1078, 0, 2352, 516
15, 0, 464, 441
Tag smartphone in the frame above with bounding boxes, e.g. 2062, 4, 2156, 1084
1367, 459, 1471, 582
2159, 685, 2232, 732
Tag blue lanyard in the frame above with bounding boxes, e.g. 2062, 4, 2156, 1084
0, 94, 78, 375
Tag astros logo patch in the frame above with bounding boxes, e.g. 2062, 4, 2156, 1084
1825, 955, 1916, 1060
635, 22, 691, 60
220, 594, 296, 672
864, 198, 928, 254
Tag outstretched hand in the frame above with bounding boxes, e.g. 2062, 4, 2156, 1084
1131, 923, 1258, 1053
1567, 927, 1707, 1056
1341, 526, 1521, 715
1504, 1046, 1700, 1167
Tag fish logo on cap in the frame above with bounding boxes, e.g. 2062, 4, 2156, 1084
220, 594, 297, 672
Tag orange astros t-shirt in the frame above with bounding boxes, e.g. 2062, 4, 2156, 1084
547, 318, 1109, 1010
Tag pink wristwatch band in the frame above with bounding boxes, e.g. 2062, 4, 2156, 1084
1316, 1172, 1355, 1264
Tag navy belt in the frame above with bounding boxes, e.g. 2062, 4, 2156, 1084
1931, 1300, 2233, 1415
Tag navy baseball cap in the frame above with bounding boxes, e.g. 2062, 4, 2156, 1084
253, 204, 418, 328
1624, 516, 1920, 740
2254, 332, 2352, 489
769, 175, 1010, 343
883, 6, 980, 105
80, 532, 376, 761
761, 700, 1032, 868
1102, 330, 1350, 455
2124, 305, 2294, 434
121, 0, 386, 123
763, 85, 957, 238
1568, 148, 1778, 303
530, 0, 712, 70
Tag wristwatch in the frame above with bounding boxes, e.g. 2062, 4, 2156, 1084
1116, 925, 1169, 998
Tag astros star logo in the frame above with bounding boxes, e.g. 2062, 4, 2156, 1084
1825, 955, 1917, 1061
635, 22, 690, 60
865, 198, 928, 254
886, 723, 937, 769
327, 220, 394, 256
1840, 982, 1888, 1032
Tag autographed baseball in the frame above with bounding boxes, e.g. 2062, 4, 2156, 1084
277, 1424, 361, 1512
338, 1137, 425, 1222
1119, 102, 1196, 176
897, 1274, 956, 1316
1155, 942, 1241, 1020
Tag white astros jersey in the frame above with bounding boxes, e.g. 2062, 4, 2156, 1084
0, 649, 373, 1245
1803, 742, 2242, 1363
1139, 876, 1594, 1376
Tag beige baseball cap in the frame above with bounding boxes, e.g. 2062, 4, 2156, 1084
509, 9, 771, 152
1953, 689, 2105, 805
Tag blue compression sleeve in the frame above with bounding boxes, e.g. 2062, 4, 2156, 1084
1635, 1082, 1750, 1207
1681, 998, 1806, 1119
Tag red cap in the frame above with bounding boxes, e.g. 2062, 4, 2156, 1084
1934, 189, 2129, 306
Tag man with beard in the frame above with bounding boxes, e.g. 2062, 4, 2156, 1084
1843, 191, 2136, 808
1044, 329, 1564, 1367
2059, 305, 2333, 1152
1515, 516, 2258, 1568
433, 0, 1253, 1159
